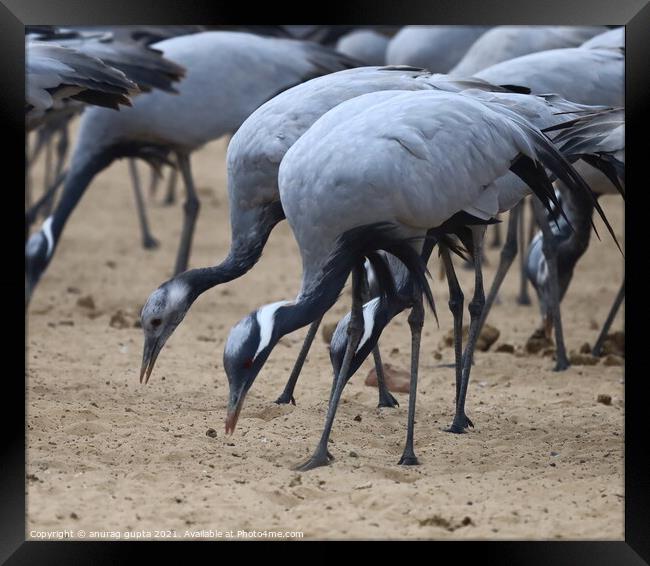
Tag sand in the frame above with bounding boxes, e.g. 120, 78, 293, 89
26, 122, 624, 540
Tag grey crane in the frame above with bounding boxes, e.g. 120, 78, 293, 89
450, 26, 605, 77
324, 92, 620, 437
523, 109, 624, 357
137, 65, 535, 399
221, 88, 612, 470
472, 41, 623, 368
386, 26, 490, 73
24, 31, 360, 304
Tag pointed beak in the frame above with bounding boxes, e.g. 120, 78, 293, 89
140, 336, 161, 384
225, 390, 246, 435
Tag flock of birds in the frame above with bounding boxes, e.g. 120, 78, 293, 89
25, 25, 624, 471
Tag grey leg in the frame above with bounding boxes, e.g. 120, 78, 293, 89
42, 137, 53, 215
275, 315, 323, 405
446, 225, 486, 433
398, 290, 424, 466
294, 264, 366, 472
478, 202, 522, 334
147, 166, 161, 200
372, 345, 399, 408
531, 199, 570, 371
174, 152, 201, 275
517, 199, 532, 305
440, 245, 465, 422
128, 160, 159, 250
490, 216, 502, 248
164, 165, 178, 206
592, 280, 625, 357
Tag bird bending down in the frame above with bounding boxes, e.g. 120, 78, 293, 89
25, 31, 360, 304
138, 65, 532, 398
222, 89, 610, 470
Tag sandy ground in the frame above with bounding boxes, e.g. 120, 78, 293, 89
26, 121, 624, 540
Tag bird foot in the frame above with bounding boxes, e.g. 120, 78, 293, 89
292, 450, 334, 472
274, 393, 296, 406
143, 237, 160, 250
377, 391, 399, 408
163, 196, 176, 207
398, 453, 420, 466
444, 415, 474, 434
554, 358, 570, 372
516, 295, 532, 306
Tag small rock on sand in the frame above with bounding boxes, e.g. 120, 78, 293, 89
597, 394, 612, 406
206, 428, 217, 438
525, 329, 554, 355
321, 322, 338, 344
602, 354, 624, 367
601, 332, 624, 357
439, 324, 500, 352
569, 352, 599, 366
495, 343, 515, 354
110, 310, 133, 329
76, 295, 96, 310
579, 342, 592, 354
365, 363, 410, 393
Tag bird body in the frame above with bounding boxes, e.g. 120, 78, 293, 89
476, 47, 623, 107
580, 27, 624, 50
386, 26, 490, 72
336, 29, 389, 65
26, 31, 359, 299
450, 26, 605, 76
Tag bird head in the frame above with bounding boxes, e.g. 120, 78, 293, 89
25, 217, 55, 304
223, 301, 290, 434
140, 279, 193, 384
525, 232, 575, 338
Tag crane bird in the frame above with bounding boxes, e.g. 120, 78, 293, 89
524, 109, 624, 357
221, 88, 613, 470
26, 26, 187, 247
472, 42, 623, 368
24, 31, 360, 304
450, 26, 606, 77
324, 92, 620, 438
385, 26, 490, 73
137, 65, 536, 401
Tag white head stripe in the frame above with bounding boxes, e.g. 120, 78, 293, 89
355, 298, 381, 354
42, 216, 54, 258
166, 280, 189, 305
253, 300, 291, 361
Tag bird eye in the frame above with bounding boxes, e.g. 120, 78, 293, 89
243, 359, 253, 369
151, 318, 162, 328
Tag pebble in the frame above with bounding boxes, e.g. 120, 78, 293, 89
206, 428, 217, 438
597, 394, 612, 406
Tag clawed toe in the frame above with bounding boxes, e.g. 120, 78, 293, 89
398, 454, 420, 466
293, 451, 334, 472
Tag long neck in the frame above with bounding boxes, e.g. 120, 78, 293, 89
183, 201, 285, 299
276, 260, 352, 339
556, 182, 595, 267
49, 147, 115, 247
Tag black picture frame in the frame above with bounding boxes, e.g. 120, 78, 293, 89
5, 1, 648, 562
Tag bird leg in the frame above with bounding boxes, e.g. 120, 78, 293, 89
275, 315, 323, 405
517, 198, 532, 305
293, 264, 366, 472
174, 152, 201, 274
531, 199, 570, 371
446, 225, 486, 433
164, 164, 178, 206
42, 137, 53, 215
592, 279, 625, 357
490, 217, 502, 248
440, 245, 464, 419
398, 289, 424, 466
477, 201, 522, 335
128, 160, 159, 250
